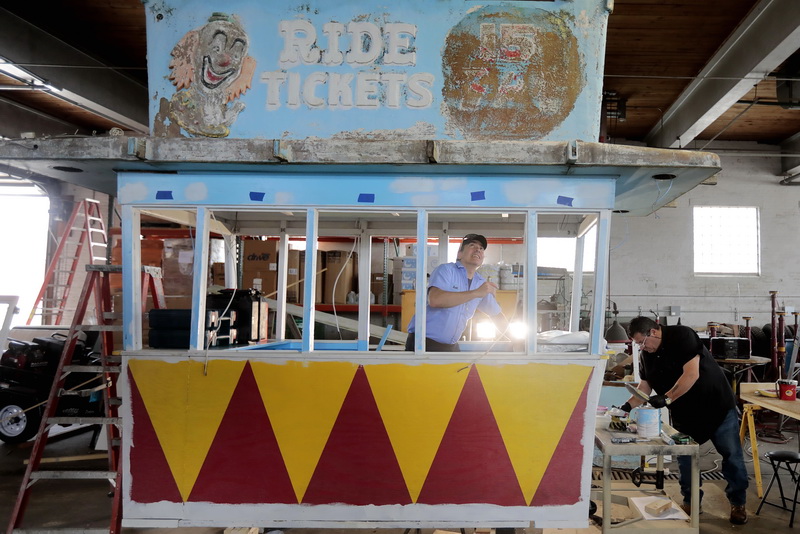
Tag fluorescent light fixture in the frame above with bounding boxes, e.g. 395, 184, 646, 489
0, 57, 53, 90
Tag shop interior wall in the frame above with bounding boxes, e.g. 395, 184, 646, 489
606, 141, 800, 332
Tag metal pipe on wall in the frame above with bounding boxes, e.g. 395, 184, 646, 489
778, 311, 786, 380
743, 316, 752, 355
768, 290, 779, 380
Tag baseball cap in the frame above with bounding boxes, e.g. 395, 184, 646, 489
460, 233, 488, 250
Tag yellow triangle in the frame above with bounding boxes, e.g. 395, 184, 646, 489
250, 360, 358, 503
128, 359, 246, 501
364, 363, 469, 502
477, 363, 591, 505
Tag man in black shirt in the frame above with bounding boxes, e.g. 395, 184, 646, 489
620, 316, 748, 525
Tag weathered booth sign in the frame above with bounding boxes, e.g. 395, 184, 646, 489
164, 13, 257, 137
147, 0, 609, 141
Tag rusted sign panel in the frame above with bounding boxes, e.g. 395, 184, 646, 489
146, 0, 610, 141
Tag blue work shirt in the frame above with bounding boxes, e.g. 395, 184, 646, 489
407, 261, 501, 345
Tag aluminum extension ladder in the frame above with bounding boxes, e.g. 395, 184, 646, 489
27, 198, 109, 326
7, 264, 165, 534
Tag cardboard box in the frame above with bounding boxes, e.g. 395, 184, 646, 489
110, 238, 164, 291
286, 250, 301, 303
211, 262, 226, 287
404, 244, 440, 258
241, 240, 278, 296
394, 256, 417, 269
299, 250, 325, 304
393, 253, 440, 276
371, 273, 391, 304
323, 250, 356, 304
111, 238, 164, 267
161, 239, 195, 296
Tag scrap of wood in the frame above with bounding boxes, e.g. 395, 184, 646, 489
25, 453, 107, 464
265, 298, 408, 344
645, 498, 673, 516
262, 267, 328, 299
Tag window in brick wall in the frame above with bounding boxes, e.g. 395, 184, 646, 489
693, 206, 760, 275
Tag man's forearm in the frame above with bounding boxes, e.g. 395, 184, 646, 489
666, 355, 701, 401
429, 287, 482, 308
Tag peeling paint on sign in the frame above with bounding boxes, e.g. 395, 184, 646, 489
155, 12, 257, 138
146, 1, 607, 141
442, 5, 584, 140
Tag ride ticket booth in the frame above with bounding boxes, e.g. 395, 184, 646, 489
118, 0, 720, 529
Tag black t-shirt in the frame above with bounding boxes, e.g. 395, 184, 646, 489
639, 325, 736, 443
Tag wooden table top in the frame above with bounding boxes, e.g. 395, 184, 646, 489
716, 355, 771, 366
594, 417, 699, 455
740, 382, 800, 420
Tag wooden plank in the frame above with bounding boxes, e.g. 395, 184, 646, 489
265, 298, 407, 345
25, 453, 107, 465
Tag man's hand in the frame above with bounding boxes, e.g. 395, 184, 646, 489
476, 280, 498, 298
429, 280, 498, 308
620, 402, 632, 413
648, 394, 671, 408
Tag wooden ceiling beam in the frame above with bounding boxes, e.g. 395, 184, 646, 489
644, 0, 800, 148
0, 7, 148, 134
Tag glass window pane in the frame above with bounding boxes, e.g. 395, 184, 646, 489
693, 206, 759, 274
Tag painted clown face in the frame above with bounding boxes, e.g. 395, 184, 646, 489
195, 18, 248, 91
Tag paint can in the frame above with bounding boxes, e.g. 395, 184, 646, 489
777, 379, 798, 401
636, 406, 661, 438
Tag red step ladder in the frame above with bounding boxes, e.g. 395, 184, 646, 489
7, 264, 165, 534
27, 198, 109, 326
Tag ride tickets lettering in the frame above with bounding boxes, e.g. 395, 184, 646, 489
260, 20, 434, 110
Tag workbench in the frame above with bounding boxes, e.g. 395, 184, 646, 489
739, 382, 800, 498
716, 356, 771, 397
593, 418, 700, 533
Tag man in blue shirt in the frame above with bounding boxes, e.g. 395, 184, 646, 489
405, 233, 507, 351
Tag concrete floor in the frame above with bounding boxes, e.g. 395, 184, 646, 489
1, 411, 799, 534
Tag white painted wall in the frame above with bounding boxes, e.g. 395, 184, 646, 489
607, 141, 799, 331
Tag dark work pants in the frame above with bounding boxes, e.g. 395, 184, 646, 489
404, 332, 460, 352
678, 408, 748, 506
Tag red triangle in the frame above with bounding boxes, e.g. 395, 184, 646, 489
129, 369, 183, 503
303, 366, 412, 505
529, 375, 591, 506
189, 362, 296, 503
417, 365, 525, 505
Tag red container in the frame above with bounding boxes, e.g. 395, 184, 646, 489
778, 380, 797, 401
